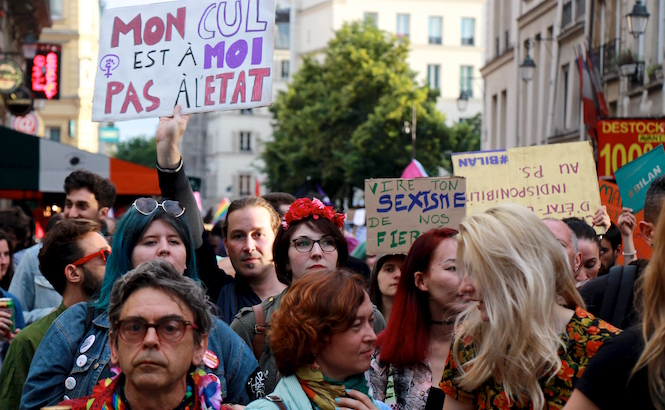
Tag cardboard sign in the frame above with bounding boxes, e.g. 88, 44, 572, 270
92, 0, 275, 121
364, 177, 466, 254
615, 144, 665, 213
598, 180, 652, 262
453, 142, 601, 226
597, 119, 665, 177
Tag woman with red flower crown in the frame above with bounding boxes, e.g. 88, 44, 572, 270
231, 198, 386, 397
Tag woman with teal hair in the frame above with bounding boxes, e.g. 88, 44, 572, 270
20, 108, 259, 410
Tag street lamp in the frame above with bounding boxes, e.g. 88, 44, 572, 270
457, 90, 469, 112
627, 0, 650, 38
520, 55, 537, 82
21, 32, 38, 59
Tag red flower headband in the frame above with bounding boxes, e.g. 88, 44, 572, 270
282, 198, 345, 230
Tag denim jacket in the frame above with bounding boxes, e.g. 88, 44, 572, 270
20, 302, 259, 410
8, 243, 62, 325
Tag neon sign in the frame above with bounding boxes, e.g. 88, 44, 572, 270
27, 44, 61, 100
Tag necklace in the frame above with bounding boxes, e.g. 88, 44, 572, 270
430, 319, 456, 326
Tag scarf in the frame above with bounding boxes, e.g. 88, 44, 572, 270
63, 368, 225, 410
296, 364, 371, 410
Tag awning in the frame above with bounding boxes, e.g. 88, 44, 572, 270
0, 126, 159, 196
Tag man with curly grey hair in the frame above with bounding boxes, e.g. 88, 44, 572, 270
58, 259, 231, 410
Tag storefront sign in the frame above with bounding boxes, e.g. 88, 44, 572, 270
11, 112, 41, 135
99, 126, 120, 143
597, 119, 665, 177
4, 86, 34, 116
0, 59, 23, 94
27, 44, 62, 100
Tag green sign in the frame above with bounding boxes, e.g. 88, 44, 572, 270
99, 126, 119, 143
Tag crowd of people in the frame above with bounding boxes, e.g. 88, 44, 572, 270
0, 106, 662, 409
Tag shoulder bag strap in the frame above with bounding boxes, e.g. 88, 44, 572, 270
252, 303, 266, 360
612, 264, 637, 327
599, 266, 623, 322
266, 395, 288, 410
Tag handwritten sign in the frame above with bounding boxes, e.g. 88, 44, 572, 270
92, 0, 275, 121
598, 119, 665, 177
599, 180, 652, 261
453, 142, 601, 226
364, 177, 466, 254
615, 144, 665, 213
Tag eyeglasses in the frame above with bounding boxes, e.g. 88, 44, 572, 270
115, 318, 198, 344
290, 236, 338, 253
132, 198, 185, 218
72, 249, 111, 266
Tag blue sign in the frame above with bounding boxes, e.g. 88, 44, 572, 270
99, 126, 119, 143
615, 144, 665, 212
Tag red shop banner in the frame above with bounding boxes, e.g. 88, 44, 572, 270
26, 43, 61, 100
597, 119, 665, 177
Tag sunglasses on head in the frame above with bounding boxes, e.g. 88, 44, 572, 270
72, 249, 111, 266
132, 198, 185, 218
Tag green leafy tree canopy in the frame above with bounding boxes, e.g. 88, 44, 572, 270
113, 136, 157, 168
262, 21, 453, 203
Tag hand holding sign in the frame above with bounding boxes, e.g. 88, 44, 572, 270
156, 104, 190, 168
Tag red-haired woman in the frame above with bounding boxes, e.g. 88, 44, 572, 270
369, 228, 469, 409
245, 268, 388, 410
232, 198, 387, 395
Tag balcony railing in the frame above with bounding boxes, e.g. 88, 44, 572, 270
592, 39, 619, 77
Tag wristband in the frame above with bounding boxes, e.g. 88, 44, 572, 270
156, 157, 183, 173
622, 251, 636, 257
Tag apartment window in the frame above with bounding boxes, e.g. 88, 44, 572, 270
460, 66, 473, 97
281, 60, 290, 79
47, 126, 61, 142
364, 12, 378, 25
275, 9, 290, 50
50, 0, 63, 19
240, 132, 252, 152
397, 14, 410, 38
562, 1, 573, 27
562, 66, 569, 128
239, 174, 252, 196
429, 17, 442, 44
427, 65, 440, 89
461, 18, 475, 46
504, 30, 510, 51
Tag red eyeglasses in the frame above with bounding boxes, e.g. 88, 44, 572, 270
72, 249, 111, 266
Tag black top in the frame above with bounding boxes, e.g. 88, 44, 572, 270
576, 326, 655, 409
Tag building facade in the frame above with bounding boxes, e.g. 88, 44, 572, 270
34, 0, 100, 152
482, 0, 665, 150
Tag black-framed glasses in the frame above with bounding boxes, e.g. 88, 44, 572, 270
72, 249, 111, 266
290, 236, 337, 253
115, 318, 198, 343
132, 197, 185, 218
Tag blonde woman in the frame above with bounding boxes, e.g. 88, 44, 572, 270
563, 206, 665, 410
440, 204, 621, 410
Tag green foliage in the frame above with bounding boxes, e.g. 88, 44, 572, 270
262, 21, 452, 202
445, 113, 482, 169
113, 136, 157, 168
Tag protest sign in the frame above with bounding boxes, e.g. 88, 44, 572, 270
453, 142, 601, 227
597, 119, 665, 177
364, 177, 466, 254
598, 180, 652, 262
92, 0, 275, 121
614, 144, 665, 213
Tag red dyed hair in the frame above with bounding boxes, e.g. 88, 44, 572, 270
375, 228, 458, 367
268, 268, 366, 376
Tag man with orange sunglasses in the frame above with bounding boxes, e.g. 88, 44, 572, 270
0, 219, 110, 410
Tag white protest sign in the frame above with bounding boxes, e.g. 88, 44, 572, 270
92, 0, 275, 121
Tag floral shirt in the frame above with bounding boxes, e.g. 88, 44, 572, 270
369, 348, 433, 410
440, 307, 621, 410
59, 368, 231, 410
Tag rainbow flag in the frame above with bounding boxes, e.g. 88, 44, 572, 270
213, 197, 230, 223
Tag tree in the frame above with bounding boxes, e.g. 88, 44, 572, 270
113, 136, 157, 168
445, 113, 482, 170
262, 21, 452, 203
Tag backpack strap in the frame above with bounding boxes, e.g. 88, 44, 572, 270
599, 266, 623, 323
252, 303, 266, 360
611, 264, 637, 327
266, 395, 288, 410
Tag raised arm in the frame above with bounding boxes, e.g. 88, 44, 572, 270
156, 105, 204, 248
